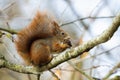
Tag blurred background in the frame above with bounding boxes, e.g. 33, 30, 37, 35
0, 0, 120, 80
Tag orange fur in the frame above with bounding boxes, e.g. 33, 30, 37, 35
15, 11, 71, 66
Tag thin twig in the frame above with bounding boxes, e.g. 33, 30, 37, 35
49, 70, 60, 80
27, 74, 32, 80
103, 62, 120, 80
68, 61, 95, 80
61, 16, 115, 26
37, 74, 40, 80
3, 2, 15, 11
65, 0, 88, 30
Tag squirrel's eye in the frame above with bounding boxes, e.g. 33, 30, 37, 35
61, 32, 65, 35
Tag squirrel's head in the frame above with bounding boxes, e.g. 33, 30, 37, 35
51, 21, 72, 52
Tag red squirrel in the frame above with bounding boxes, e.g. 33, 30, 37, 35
15, 11, 71, 66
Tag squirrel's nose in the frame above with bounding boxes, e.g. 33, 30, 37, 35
64, 39, 72, 47
67, 40, 72, 47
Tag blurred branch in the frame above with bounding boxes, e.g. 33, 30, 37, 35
89, 0, 104, 17
64, 0, 88, 30
0, 12, 120, 75
3, 2, 15, 11
75, 44, 120, 64
50, 70, 60, 80
109, 76, 120, 80
68, 61, 94, 80
61, 16, 115, 26
37, 74, 40, 80
27, 74, 32, 80
103, 62, 120, 80
0, 27, 17, 34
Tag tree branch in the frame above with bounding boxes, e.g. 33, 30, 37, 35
0, 12, 120, 74
0, 27, 17, 34
0, 55, 39, 74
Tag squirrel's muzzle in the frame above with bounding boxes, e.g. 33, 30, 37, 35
67, 40, 72, 47
63, 37, 72, 47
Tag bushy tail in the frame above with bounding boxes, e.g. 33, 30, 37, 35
15, 11, 54, 54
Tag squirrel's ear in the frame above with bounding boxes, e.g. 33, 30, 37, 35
52, 21, 60, 35
52, 21, 60, 28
